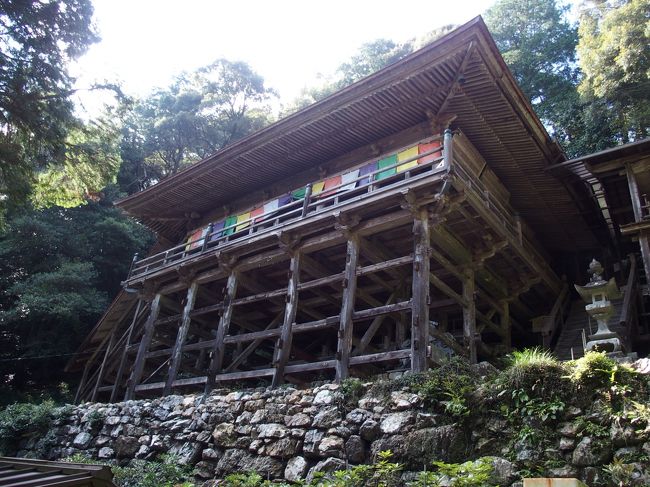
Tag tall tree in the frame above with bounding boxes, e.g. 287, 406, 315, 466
282, 27, 457, 115
577, 0, 650, 142
0, 0, 98, 221
0, 202, 153, 398
120, 59, 275, 188
484, 0, 582, 144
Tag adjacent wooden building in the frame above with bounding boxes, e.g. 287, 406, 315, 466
68, 17, 648, 403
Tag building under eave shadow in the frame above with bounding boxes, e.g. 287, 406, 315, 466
66, 17, 649, 403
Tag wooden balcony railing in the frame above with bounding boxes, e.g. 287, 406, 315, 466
126, 131, 452, 282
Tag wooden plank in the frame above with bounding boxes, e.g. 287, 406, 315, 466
110, 300, 144, 402
352, 300, 412, 320
163, 282, 199, 396
462, 268, 477, 364
125, 293, 161, 400
335, 237, 360, 382
272, 252, 301, 387
350, 349, 411, 365
411, 209, 430, 372
357, 255, 413, 277
204, 271, 239, 394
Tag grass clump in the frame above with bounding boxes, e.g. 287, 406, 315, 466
568, 351, 637, 390
498, 348, 569, 397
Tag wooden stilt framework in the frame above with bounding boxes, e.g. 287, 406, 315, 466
76, 131, 565, 403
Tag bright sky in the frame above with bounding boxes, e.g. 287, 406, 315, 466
71, 0, 497, 112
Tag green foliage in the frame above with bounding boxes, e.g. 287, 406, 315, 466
369, 357, 477, 419
0, 202, 153, 395
112, 456, 194, 487
0, 400, 59, 454
87, 409, 105, 431
65, 453, 194, 487
120, 59, 276, 189
495, 348, 570, 402
577, 0, 649, 142
0, 0, 99, 222
604, 457, 637, 487
337, 39, 414, 86
484, 0, 582, 149
222, 472, 271, 486
508, 388, 565, 422
410, 458, 494, 487
576, 417, 609, 439
568, 351, 639, 391
31, 117, 123, 209
340, 378, 364, 408
281, 26, 456, 115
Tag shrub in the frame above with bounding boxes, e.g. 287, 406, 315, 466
340, 377, 364, 408
367, 357, 478, 419
569, 351, 641, 392
0, 400, 60, 455
64, 453, 194, 487
112, 454, 194, 487
410, 458, 494, 486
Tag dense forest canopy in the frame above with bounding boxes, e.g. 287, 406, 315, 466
0, 0, 648, 400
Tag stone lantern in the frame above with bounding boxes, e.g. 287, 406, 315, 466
574, 259, 623, 354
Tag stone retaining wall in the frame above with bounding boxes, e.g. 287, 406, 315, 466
15, 381, 650, 485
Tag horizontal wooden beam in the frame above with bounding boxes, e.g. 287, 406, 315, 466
135, 348, 414, 391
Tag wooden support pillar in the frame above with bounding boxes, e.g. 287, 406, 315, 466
164, 282, 199, 396
125, 293, 161, 400
272, 252, 301, 387
204, 271, 238, 394
411, 209, 430, 372
110, 300, 143, 402
626, 163, 650, 282
90, 328, 117, 402
335, 236, 360, 382
462, 268, 477, 364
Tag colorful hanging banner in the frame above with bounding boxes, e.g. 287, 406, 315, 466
358, 162, 378, 186
186, 226, 209, 251
320, 175, 342, 197
376, 154, 397, 180
236, 211, 252, 232
397, 146, 419, 172
340, 169, 360, 191
223, 215, 237, 236
209, 220, 226, 242
418, 139, 442, 166
250, 206, 264, 224
291, 187, 307, 200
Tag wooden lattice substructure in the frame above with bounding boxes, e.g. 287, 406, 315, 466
75, 130, 563, 402
71, 18, 614, 403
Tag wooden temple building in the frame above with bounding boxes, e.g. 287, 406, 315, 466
68, 17, 650, 403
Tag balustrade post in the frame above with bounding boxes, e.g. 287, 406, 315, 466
301, 183, 313, 217
443, 128, 453, 172
128, 253, 139, 278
